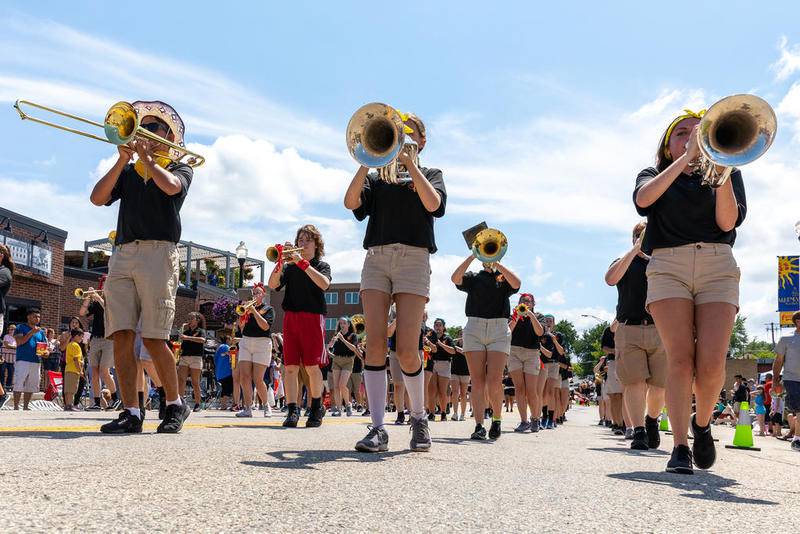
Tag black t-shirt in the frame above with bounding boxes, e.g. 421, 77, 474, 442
633, 167, 746, 253
733, 384, 749, 403
277, 258, 332, 314
352, 168, 447, 253
558, 353, 570, 380
511, 317, 540, 349
601, 327, 615, 350
0, 265, 11, 315
540, 332, 564, 363
181, 327, 205, 356
614, 255, 652, 323
451, 350, 469, 376
456, 270, 518, 319
106, 163, 193, 244
240, 304, 274, 338
389, 327, 426, 352
427, 331, 454, 361
332, 332, 358, 357
87, 301, 105, 339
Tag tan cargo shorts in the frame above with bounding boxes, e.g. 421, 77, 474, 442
614, 323, 667, 388
360, 244, 431, 299
104, 241, 179, 341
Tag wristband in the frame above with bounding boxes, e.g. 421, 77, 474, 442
297, 259, 310, 271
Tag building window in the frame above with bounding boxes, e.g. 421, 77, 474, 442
325, 318, 338, 331
345, 292, 360, 305
325, 292, 339, 305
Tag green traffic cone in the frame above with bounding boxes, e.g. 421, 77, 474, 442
659, 407, 669, 432
725, 401, 761, 451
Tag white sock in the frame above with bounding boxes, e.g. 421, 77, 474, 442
167, 397, 183, 407
127, 407, 141, 419
402, 365, 426, 420
363, 367, 387, 429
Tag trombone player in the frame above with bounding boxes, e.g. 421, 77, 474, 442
90, 100, 193, 434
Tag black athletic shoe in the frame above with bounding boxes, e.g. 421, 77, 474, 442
363, 409, 371, 417
471, 424, 487, 440
100, 410, 143, 434
158, 399, 166, 420
645, 415, 661, 449
395, 411, 406, 425
440, 412, 447, 422
193, 403, 202, 413
156, 403, 191, 434
530, 418, 540, 433
305, 406, 325, 428
283, 410, 299, 428
630, 427, 649, 450
613, 425, 624, 436
488, 420, 502, 440
604, 420, 612, 428
666, 445, 694, 475
597, 419, 605, 426
691, 413, 717, 470
427, 412, 435, 421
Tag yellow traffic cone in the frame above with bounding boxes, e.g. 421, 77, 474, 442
724, 401, 761, 451
659, 407, 669, 432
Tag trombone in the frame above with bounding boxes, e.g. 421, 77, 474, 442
13, 99, 205, 168
235, 300, 257, 316
74, 288, 103, 300
472, 228, 508, 264
266, 244, 304, 263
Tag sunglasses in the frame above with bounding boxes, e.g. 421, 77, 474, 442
140, 122, 169, 135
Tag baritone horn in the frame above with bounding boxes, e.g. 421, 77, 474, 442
13, 99, 205, 168
346, 102, 419, 184
266, 245, 304, 263
351, 314, 366, 336
472, 228, 508, 264
692, 94, 777, 187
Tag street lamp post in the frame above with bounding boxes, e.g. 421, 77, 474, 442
581, 314, 605, 323
235, 241, 248, 289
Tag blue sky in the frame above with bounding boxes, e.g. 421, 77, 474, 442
2, 1, 800, 339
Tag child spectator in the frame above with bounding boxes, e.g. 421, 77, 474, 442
63, 329, 84, 412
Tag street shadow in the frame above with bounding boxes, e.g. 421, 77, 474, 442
608, 470, 778, 505
587, 446, 669, 457
432, 436, 495, 446
242, 449, 413, 470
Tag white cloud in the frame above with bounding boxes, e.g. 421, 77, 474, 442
528, 256, 553, 287
543, 290, 566, 306
772, 36, 800, 82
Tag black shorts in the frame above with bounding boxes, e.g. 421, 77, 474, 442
505, 388, 515, 397
424, 358, 434, 372
770, 412, 784, 425
218, 376, 233, 397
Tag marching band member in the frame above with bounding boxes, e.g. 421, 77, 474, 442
424, 318, 456, 421
539, 314, 566, 430
177, 312, 206, 412
605, 221, 666, 451
327, 317, 359, 416
452, 255, 520, 439
234, 284, 275, 418
634, 108, 747, 474
90, 100, 192, 434
268, 224, 331, 429
344, 113, 446, 452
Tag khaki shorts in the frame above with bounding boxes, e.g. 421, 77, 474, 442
238, 336, 273, 366
615, 323, 667, 388
453, 374, 470, 384
544, 362, 560, 380
332, 355, 355, 373
561, 379, 569, 389
463, 317, 512, 354
63, 371, 80, 395
348, 372, 362, 394
104, 241, 179, 340
432, 359, 451, 378
646, 243, 740, 311
605, 360, 623, 395
508, 346, 540, 375
178, 355, 203, 370
360, 244, 431, 299
88, 337, 114, 369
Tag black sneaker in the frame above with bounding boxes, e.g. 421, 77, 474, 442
363, 409, 371, 417
530, 418, 540, 433
691, 413, 716, 470
100, 410, 143, 434
630, 427, 649, 450
305, 406, 325, 428
666, 445, 693, 475
193, 403, 202, 413
395, 411, 406, 425
86, 404, 102, 411
156, 403, 191, 434
304, 407, 312, 417
597, 419, 605, 426
440, 412, 447, 422
282, 410, 299, 428
488, 420, 502, 440
427, 412, 435, 421
470, 424, 487, 440
613, 425, 624, 436
604, 420, 612, 428
645, 415, 661, 449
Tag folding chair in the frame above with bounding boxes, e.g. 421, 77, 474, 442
45, 371, 64, 408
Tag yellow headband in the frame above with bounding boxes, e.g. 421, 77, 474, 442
663, 108, 706, 157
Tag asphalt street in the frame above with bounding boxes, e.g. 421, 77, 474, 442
0, 404, 796, 533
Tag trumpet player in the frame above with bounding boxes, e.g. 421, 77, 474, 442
344, 112, 446, 453
78, 275, 119, 411
178, 312, 206, 412
234, 283, 275, 418
507, 294, 545, 433
268, 224, 331, 429
451, 253, 520, 440
90, 100, 193, 434
634, 108, 747, 475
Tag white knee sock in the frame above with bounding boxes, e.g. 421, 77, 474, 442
402, 364, 426, 420
363, 366, 387, 429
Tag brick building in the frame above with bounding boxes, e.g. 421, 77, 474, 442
269, 282, 362, 341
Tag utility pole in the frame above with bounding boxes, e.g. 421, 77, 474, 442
764, 322, 779, 349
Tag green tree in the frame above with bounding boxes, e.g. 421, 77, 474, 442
729, 315, 749, 357
573, 322, 609, 377
446, 326, 463, 340
553, 319, 578, 355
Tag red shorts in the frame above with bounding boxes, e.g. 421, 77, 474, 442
283, 311, 326, 367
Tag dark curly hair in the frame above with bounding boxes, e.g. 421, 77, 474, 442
295, 224, 325, 259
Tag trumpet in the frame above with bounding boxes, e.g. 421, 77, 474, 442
266, 244, 304, 263
351, 314, 366, 336
515, 303, 529, 315
472, 228, 508, 264
691, 94, 777, 187
346, 102, 419, 184
235, 300, 257, 316
74, 288, 103, 300
13, 99, 205, 168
